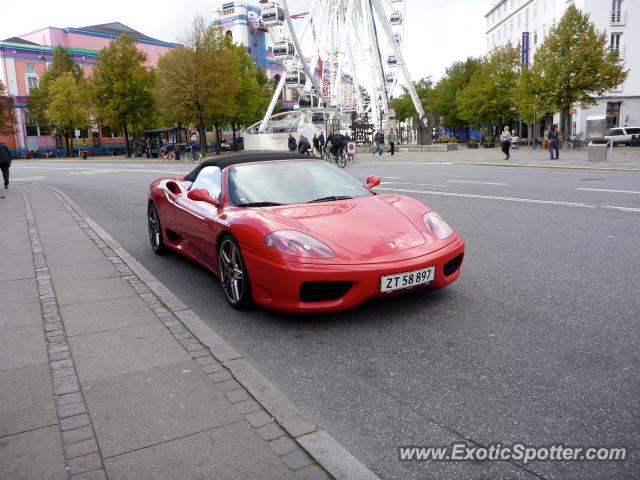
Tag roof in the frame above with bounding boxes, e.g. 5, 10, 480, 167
2, 36, 40, 46
74, 22, 167, 45
184, 152, 320, 182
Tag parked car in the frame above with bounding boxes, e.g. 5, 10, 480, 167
147, 153, 465, 312
605, 127, 640, 146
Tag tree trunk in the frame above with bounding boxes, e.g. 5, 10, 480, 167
124, 123, 130, 157
65, 134, 71, 157
232, 122, 237, 151
215, 122, 221, 155
198, 112, 207, 159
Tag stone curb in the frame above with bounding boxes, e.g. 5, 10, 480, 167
36, 183, 381, 480
353, 158, 640, 172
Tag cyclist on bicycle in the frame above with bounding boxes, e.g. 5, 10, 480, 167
327, 133, 347, 156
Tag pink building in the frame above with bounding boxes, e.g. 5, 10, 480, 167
0, 22, 176, 157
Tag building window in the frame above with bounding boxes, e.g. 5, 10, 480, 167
606, 102, 621, 129
26, 125, 39, 137
25, 63, 39, 94
534, 31, 538, 44
609, 33, 622, 52
611, 0, 623, 22
27, 76, 39, 93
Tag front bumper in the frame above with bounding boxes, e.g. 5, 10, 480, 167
242, 236, 465, 313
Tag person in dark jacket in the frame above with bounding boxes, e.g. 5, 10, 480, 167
288, 133, 297, 153
298, 135, 311, 155
318, 131, 326, 158
548, 126, 559, 160
0, 141, 12, 189
312, 134, 320, 155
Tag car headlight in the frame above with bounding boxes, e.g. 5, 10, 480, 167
264, 230, 335, 258
423, 212, 454, 240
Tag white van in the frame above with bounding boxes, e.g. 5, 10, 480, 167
604, 127, 640, 145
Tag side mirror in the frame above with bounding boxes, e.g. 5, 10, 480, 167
187, 188, 220, 207
366, 175, 381, 190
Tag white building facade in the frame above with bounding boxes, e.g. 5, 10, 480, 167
485, 0, 639, 136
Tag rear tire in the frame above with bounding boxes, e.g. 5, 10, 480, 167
218, 236, 253, 310
148, 203, 169, 255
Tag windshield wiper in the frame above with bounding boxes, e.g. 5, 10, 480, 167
307, 196, 354, 204
236, 201, 284, 207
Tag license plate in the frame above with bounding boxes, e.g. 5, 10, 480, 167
380, 266, 435, 293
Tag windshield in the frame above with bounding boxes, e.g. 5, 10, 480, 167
226, 160, 373, 206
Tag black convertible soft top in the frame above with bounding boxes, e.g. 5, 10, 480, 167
183, 152, 319, 182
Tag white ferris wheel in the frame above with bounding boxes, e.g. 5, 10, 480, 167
245, 0, 426, 142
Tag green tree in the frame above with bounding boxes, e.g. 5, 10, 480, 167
431, 57, 482, 133
389, 77, 434, 124
91, 34, 156, 157
458, 44, 520, 132
530, 5, 628, 136
45, 73, 92, 156
27, 46, 83, 135
156, 16, 239, 156
0, 80, 15, 136
389, 93, 414, 124
226, 43, 271, 149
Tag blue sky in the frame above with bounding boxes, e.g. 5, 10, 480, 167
4, 0, 488, 82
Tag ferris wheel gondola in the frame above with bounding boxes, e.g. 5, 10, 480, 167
273, 38, 295, 58
298, 91, 320, 109
261, 3, 286, 26
285, 69, 307, 86
390, 11, 403, 26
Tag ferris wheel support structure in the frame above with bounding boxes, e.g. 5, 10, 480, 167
370, 0, 426, 127
248, 0, 428, 147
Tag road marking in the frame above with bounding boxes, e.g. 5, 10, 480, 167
602, 205, 640, 213
382, 181, 448, 188
11, 176, 46, 182
447, 180, 508, 186
577, 188, 640, 195
379, 187, 640, 213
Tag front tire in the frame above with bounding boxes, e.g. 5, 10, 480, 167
148, 203, 169, 255
218, 236, 253, 309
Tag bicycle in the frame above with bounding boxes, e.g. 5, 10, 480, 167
182, 149, 202, 162
325, 150, 347, 168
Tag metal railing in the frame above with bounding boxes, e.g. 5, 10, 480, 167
610, 10, 627, 25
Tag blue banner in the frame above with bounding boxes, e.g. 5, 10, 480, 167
522, 32, 530, 66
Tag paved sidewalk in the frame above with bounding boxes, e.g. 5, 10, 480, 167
355, 145, 640, 171
0, 184, 365, 480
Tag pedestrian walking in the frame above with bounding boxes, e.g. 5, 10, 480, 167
318, 131, 325, 158
548, 126, 559, 160
500, 126, 512, 160
298, 134, 311, 155
288, 133, 297, 153
373, 130, 384, 156
313, 134, 319, 155
0, 141, 12, 189
388, 128, 397, 156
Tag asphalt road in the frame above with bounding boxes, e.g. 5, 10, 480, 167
9, 158, 640, 479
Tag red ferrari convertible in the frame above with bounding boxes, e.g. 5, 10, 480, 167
147, 152, 464, 312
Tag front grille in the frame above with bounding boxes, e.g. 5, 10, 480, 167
300, 282, 352, 302
443, 254, 464, 277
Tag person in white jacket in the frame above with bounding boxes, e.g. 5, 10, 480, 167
499, 126, 512, 160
